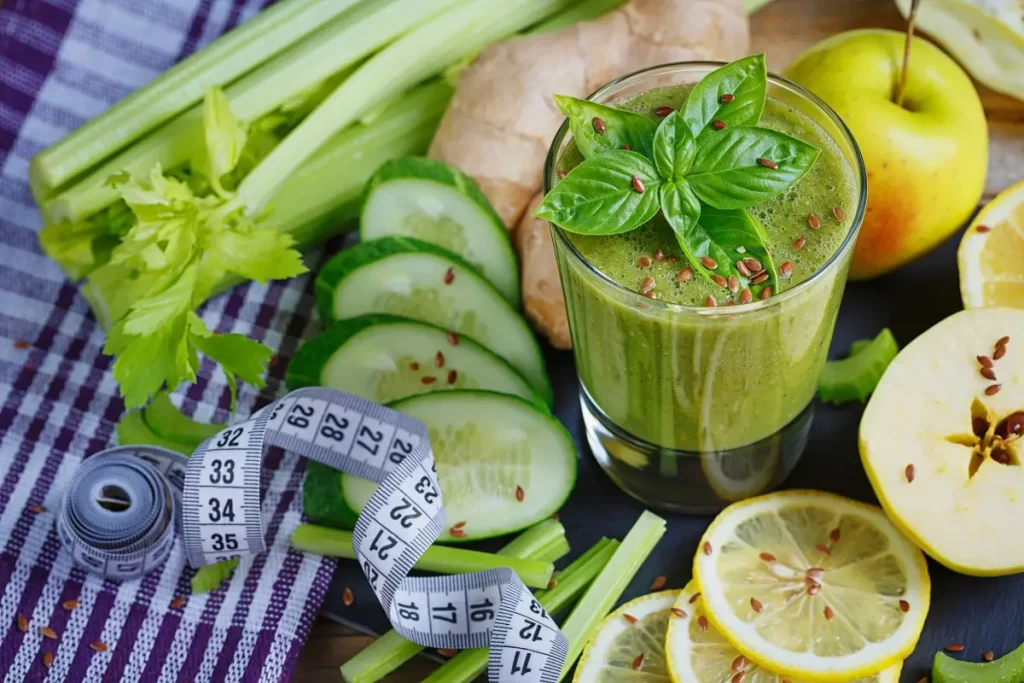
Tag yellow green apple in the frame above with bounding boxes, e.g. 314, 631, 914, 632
784, 29, 987, 280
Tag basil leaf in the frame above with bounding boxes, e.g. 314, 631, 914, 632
687, 128, 819, 209
660, 182, 703, 269
535, 151, 662, 235
698, 206, 777, 298
555, 94, 658, 160
653, 112, 696, 181
682, 54, 767, 137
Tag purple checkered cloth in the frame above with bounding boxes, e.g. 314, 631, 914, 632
0, 1, 339, 680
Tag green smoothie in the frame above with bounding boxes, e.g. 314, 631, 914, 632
552, 84, 858, 452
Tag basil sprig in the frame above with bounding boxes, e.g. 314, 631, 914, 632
537, 54, 818, 300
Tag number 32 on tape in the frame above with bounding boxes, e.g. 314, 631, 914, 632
181, 387, 567, 683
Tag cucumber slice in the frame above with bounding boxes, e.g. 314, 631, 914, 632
818, 328, 899, 405
342, 391, 576, 542
143, 392, 222, 444
286, 314, 546, 408
933, 643, 1024, 683
316, 237, 550, 402
360, 157, 520, 307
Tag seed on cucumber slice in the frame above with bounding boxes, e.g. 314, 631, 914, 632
360, 157, 520, 307
286, 313, 546, 409
340, 390, 577, 542
316, 236, 550, 403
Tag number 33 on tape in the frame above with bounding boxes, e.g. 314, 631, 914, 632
181, 387, 567, 683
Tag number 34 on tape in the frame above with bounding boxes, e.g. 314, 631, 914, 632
179, 387, 568, 683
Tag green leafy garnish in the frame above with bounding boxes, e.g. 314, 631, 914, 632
818, 329, 899, 405
101, 87, 307, 408
537, 54, 819, 300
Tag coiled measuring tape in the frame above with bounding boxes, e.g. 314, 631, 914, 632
58, 387, 567, 682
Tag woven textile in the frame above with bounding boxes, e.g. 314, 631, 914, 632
0, 1, 337, 680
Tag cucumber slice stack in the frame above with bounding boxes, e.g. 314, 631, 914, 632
341, 391, 576, 542
316, 236, 550, 403
360, 157, 520, 307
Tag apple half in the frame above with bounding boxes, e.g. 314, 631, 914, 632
860, 307, 1024, 576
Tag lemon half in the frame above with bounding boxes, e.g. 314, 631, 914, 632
959, 179, 1024, 309
666, 581, 903, 683
573, 590, 680, 682
692, 490, 929, 681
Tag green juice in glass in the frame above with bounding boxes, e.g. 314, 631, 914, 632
547, 65, 864, 511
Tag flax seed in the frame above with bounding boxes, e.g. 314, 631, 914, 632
994, 345, 1007, 360
40, 626, 57, 640
733, 672, 745, 683
444, 267, 455, 285
705, 296, 717, 308
438, 648, 459, 657
713, 274, 728, 288
13, 340, 29, 349
592, 117, 606, 134
760, 287, 772, 299
806, 567, 824, 581
985, 651, 995, 661
757, 158, 778, 169
976, 225, 990, 233
650, 576, 667, 591
89, 641, 108, 652
28, 504, 46, 513
728, 275, 740, 293
641, 276, 656, 294
677, 268, 692, 282
632, 653, 645, 671
632, 176, 645, 193
946, 644, 965, 653
703, 541, 712, 556
450, 526, 467, 538
667, 256, 679, 263
808, 214, 821, 230
780, 261, 794, 277
655, 106, 674, 117
697, 616, 709, 632
170, 596, 186, 609
644, 291, 658, 300
637, 256, 652, 268
720, 93, 736, 103
62, 600, 79, 611
997, 336, 1010, 348
830, 528, 841, 543
750, 272, 769, 285
816, 544, 831, 555
557, 168, 566, 179
435, 351, 445, 368
447, 331, 459, 346
515, 485, 525, 502
824, 606, 835, 620
732, 656, 746, 672
452, 521, 466, 530
713, 120, 727, 130
833, 207, 845, 221
623, 614, 638, 625
548, 579, 558, 589
409, 362, 419, 371
42, 652, 53, 669
671, 608, 687, 618
736, 261, 752, 278
793, 236, 806, 250
17, 615, 27, 633
740, 288, 753, 304
700, 256, 718, 269
807, 583, 821, 596
689, 592, 701, 604
622, 144, 631, 150
743, 258, 764, 273
986, 384, 1002, 396
750, 598, 764, 613
447, 370, 457, 385
653, 249, 665, 261
421, 376, 436, 385
906, 463, 916, 482
978, 355, 993, 368
758, 552, 775, 562
899, 600, 910, 612
982, 367, 997, 381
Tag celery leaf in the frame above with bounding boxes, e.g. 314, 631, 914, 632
188, 313, 271, 409
194, 87, 248, 197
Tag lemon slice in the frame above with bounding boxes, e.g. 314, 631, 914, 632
573, 590, 680, 682
959, 179, 1024, 308
693, 490, 930, 681
666, 580, 903, 683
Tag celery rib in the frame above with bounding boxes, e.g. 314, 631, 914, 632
339, 520, 570, 683
420, 539, 620, 683
291, 525, 558, 589
30, 0, 363, 199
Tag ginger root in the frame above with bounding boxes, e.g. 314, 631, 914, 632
429, 0, 749, 347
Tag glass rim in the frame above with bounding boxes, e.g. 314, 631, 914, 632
543, 60, 868, 315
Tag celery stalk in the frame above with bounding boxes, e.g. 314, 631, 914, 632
558, 511, 666, 679
340, 520, 569, 683
291, 526, 555, 589
46, 0, 464, 224
235, 0, 578, 213
30, 0, 363, 199
420, 539, 620, 683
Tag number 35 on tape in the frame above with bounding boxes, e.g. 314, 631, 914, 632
176, 387, 568, 683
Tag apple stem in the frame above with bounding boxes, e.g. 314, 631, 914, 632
895, 0, 922, 108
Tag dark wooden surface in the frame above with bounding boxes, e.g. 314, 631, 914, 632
295, 0, 1024, 680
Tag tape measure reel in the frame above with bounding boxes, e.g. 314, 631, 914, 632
57, 387, 567, 682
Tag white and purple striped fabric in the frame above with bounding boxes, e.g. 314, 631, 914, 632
0, 1, 338, 680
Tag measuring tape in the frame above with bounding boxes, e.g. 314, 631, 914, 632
58, 387, 567, 682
